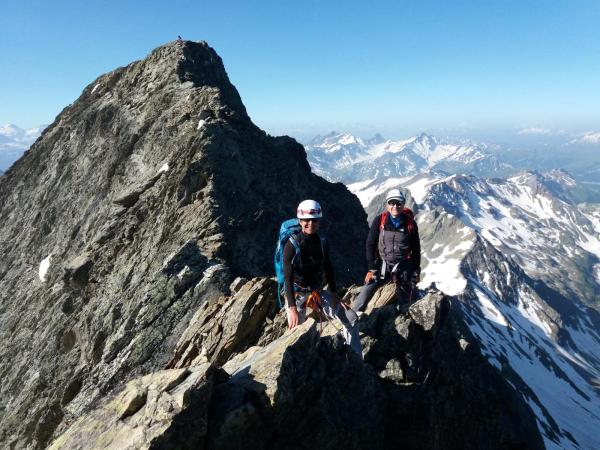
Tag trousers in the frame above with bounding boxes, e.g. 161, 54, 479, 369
286, 289, 362, 357
352, 271, 415, 312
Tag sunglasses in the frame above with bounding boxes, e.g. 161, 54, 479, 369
300, 218, 321, 223
387, 200, 404, 207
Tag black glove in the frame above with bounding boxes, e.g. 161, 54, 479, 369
411, 271, 420, 283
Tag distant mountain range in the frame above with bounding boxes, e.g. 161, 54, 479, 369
305, 131, 513, 183
305, 131, 600, 202
0, 124, 44, 171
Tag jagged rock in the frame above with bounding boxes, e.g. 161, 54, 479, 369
48, 366, 216, 450
364, 282, 397, 313
63, 254, 93, 287
0, 40, 367, 448
408, 291, 444, 334
50, 288, 544, 450
166, 277, 278, 368
228, 276, 247, 294
118, 387, 148, 420
113, 173, 163, 208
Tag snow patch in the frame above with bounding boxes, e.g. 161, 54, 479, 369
158, 163, 169, 173
197, 119, 206, 130
39, 254, 52, 282
419, 236, 475, 295
569, 131, 600, 145
348, 177, 409, 207
476, 289, 509, 327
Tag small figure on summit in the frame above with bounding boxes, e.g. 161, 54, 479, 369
352, 189, 421, 312
275, 200, 362, 356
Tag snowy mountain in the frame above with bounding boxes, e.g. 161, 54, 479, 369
303, 136, 581, 449
423, 212, 600, 450
350, 166, 600, 448
315, 129, 600, 447
415, 171, 600, 308
305, 131, 514, 183
0, 124, 44, 171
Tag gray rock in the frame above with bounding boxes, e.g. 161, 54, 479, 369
48, 366, 214, 450
49, 289, 544, 450
0, 40, 367, 448
409, 291, 445, 334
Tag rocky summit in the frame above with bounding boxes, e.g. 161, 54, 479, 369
0, 40, 543, 449
0, 40, 366, 448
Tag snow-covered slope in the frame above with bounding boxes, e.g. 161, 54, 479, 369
312, 129, 600, 448
305, 131, 513, 183
417, 171, 600, 307
406, 168, 600, 449
460, 236, 600, 450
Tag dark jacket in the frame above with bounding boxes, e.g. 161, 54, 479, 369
283, 232, 336, 307
366, 210, 421, 273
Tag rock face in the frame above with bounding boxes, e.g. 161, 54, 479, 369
0, 41, 367, 448
48, 281, 544, 450
0, 40, 546, 450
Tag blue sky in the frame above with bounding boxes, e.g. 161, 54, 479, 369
1, 0, 599, 140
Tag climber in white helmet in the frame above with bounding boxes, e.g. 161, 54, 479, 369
282, 200, 362, 357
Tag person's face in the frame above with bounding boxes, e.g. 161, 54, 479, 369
386, 199, 404, 218
300, 218, 320, 235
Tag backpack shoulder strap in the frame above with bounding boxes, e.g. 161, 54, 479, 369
402, 208, 415, 233
289, 233, 301, 265
379, 212, 387, 230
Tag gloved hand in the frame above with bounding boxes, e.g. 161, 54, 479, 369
411, 271, 420, 283
364, 270, 378, 284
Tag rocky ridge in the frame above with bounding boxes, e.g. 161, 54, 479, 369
48, 278, 544, 450
0, 40, 367, 448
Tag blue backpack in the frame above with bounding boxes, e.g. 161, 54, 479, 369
274, 219, 327, 308
274, 218, 302, 308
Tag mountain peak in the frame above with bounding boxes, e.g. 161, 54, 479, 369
77, 40, 248, 122
415, 131, 437, 144
0, 41, 368, 447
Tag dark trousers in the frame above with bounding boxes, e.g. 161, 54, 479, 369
352, 271, 415, 312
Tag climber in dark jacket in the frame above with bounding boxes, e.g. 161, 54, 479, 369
283, 199, 362, 357
352, 189, 421, 312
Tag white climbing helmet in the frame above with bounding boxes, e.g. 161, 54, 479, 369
385, 189, 406, 203
296, 199, 323, 219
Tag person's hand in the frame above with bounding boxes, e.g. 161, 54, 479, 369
287, 306, 299, 329
364, 271, 377, 284
412, 272, 420, 283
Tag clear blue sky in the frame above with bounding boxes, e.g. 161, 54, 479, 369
1, 0, 599, 140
